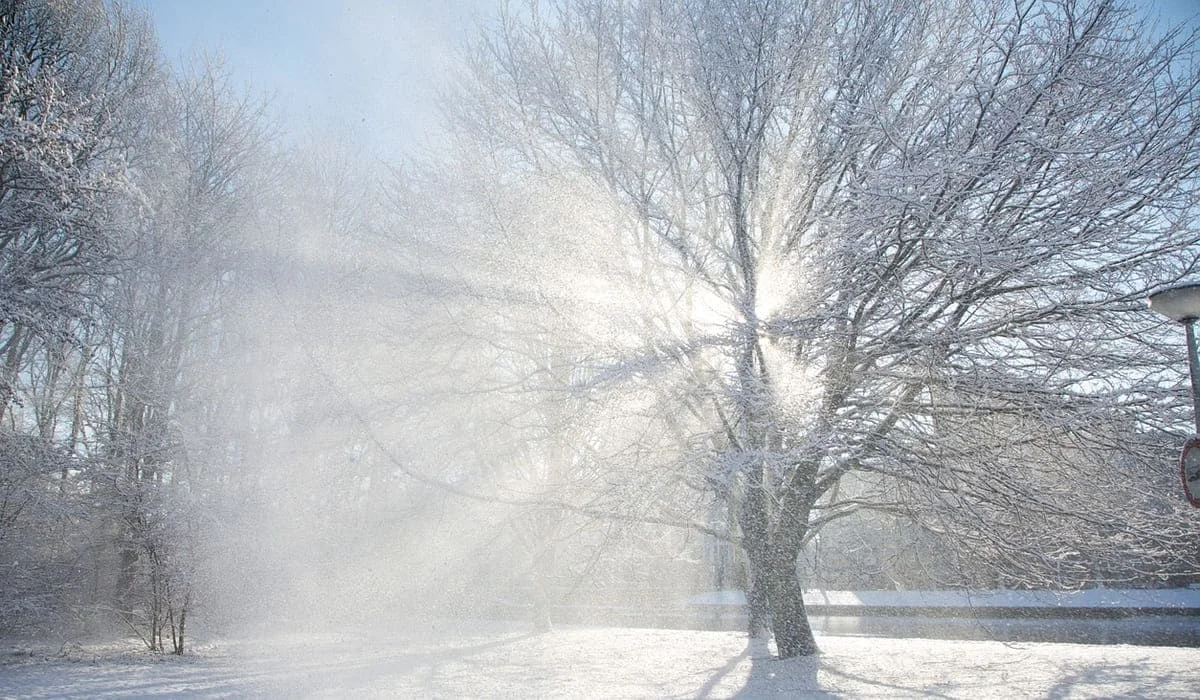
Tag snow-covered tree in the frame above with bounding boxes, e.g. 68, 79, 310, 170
421, 0, 1200, 657
0, 0, 157, 412
93, 59, 269, 652
0, 0, 161, 635
0, 0, 276, 646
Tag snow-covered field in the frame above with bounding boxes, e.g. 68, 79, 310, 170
3, 621, 1199, 698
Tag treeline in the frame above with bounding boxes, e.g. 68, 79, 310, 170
0, 0, 270, 652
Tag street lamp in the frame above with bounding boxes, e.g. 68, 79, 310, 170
1149, 283, 1200, 433
1148, 282, 1200, 507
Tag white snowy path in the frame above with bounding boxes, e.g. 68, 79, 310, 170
3, 623, 1198, 698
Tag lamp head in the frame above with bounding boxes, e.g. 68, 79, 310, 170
1149, 283, 1200, 323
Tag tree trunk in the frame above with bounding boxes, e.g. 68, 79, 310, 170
531, 558, 553, 632
170, 602, 187, 655
764, 545, 817, 658
739, 539, 818, 657
738, 466, 773, 639
738, 472, 819, 658
745, 575, 771, 638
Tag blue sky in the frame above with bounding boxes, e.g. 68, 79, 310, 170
140, 0, 497, 158
140, 0, 1198, 161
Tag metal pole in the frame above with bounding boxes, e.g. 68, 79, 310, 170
1186, 319, 1200, 435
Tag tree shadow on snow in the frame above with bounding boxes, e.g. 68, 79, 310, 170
733, 637, 829, 698
713, 638, 961, 699
693, 637, 828, 699
814, 660, 958, 699
1042, 656, 1178, 699
243, 630, 544, 696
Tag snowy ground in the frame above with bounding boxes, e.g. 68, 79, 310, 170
3, 621, 1199, 698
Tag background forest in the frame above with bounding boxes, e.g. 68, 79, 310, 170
2, 0, 1199, 659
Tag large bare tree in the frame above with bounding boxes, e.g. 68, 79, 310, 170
420, 0, 1200, 657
